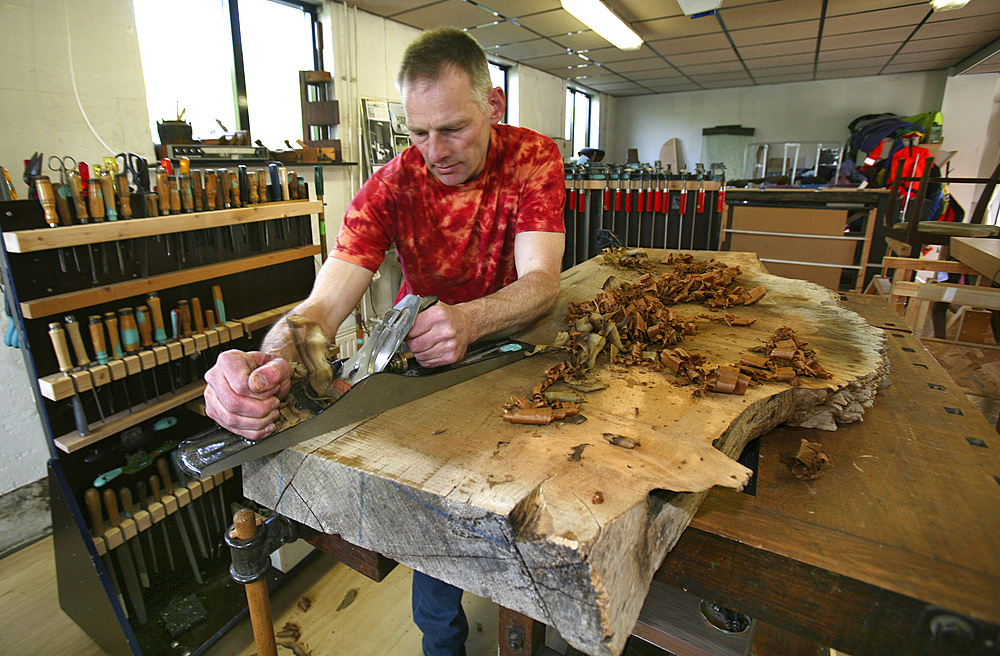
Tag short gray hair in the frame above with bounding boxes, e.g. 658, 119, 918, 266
396, 27, 493, 108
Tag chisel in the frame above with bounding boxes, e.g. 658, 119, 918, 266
119, 487, 150, 588
64, 315, 106, 422
154, 460, 203, 584
85, 488, 125, 614
89, 314, 127, 414
87, 176, 110, 275
191, 170, 204, 212
99, 171, 126, 274
147, 475, 175, 572
137, 305, 173, 395
119, 307, 158, 402
170, 451, 210, 560
212, 285, 226, 325
105, 310, 146, 406
33, 175, 68, 272
146, 292, 169, 345
103, 488, 146, 624
48, 322, 88, 435
134, 480, 159, 574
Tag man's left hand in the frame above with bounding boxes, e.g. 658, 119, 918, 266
405, 302, 472, 367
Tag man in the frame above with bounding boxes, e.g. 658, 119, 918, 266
204, 27, 566, 656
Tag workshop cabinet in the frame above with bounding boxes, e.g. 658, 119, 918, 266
0, 189, 320, 655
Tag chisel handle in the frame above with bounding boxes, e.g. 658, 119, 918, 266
256, 169, 267, 203
145, 292, 167, 345
64, 314, 91, 366
104, 312, 123, 358
89, 315, 109, 365
120, 487, 135, 516
212, 285, 226, 324
229, 170, 242, 208
48, 322, 73, 374
179, 174, 193, 213
205, 309, 216, 330
88, 178, 105, 222
156, 169, 170, 214
170, 309, 180, 341
218, 169, 230, 208
103, 488, 122, 528
34, 175, 59, 227
119, 308, 140, 353
85, 488, 105, 535
168, 175, 181, 214
68, 170, 88, 221
100, 173, 118, 221
149, 475, 162, 503
115, 173, 132, 219
136, 305, 153, 348
247, 170, 259, 204
191, 170, 204, 211
205, 171, 218, 211
155, 457, 174, 496
179, 300, 192, 337
278, 165, 290, 201
192, 298, 204, 333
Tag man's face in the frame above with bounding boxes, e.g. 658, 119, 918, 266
403, 66, 505, 186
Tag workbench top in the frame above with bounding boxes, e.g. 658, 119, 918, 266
241, 250, 900, 655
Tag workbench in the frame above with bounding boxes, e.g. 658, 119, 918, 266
240, 251, 998, 656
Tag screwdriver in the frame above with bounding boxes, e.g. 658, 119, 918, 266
47, 322, 89, 436
64, 315, 106, 422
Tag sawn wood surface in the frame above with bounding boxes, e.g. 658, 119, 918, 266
242, 250, 888, 656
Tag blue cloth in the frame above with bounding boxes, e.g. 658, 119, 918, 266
412, 570, 468, 656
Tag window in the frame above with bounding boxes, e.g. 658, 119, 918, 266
565, 88, 593, 157
133, 0, 320, 148
488, 61, 509, 124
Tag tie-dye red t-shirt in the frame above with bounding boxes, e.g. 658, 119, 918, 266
332, 124, 566, 305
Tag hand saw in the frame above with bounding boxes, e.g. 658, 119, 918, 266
178, 295, 527, 478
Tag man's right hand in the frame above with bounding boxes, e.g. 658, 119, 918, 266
204, 350, 293, 440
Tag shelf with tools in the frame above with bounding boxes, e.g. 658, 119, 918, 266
1, 172, 320, 655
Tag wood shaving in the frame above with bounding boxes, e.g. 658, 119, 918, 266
780, 438, 831, 480
603, 433, 640, 449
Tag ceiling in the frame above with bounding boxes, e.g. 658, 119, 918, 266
344, 0, 1000, 96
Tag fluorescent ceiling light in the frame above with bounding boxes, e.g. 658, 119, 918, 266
560, 0, 643, 50
929, 0, 970, 9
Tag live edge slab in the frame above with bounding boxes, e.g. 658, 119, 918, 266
243, 250, 893, 656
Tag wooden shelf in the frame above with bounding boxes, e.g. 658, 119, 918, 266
3, 199, 321, 253
20, 244, 319, 318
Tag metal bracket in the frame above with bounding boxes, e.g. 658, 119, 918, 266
225, 513, 301, 584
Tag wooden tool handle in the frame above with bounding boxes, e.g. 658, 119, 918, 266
120, 487, 134, 516
115, 173, 132, 219
218, 169, 231, 208
85, 488, 104, 535
179, 174, 193, 213
192, 298, 204, 333
48, 322, 73, 373
34, 175, 59, 227
178, 156, 190, 175
118, 308, 140, 353
100, 174, 117, 220
278, 166, 290, 201
87, 179, 105, 221
155, 457, 174, 496
168, 176, 181, 214
288, 171, 299, 200
205, 309, 216, 330
156, 169, 170, 212
68, 170, 88, 220
146, 293, 166, 338
230, 170, 242, 208
212, 285, 226, 324
178, 300, 192, 337
149, 475, 162, 503
103, 487, 121, 528
136, 480, 149, 510
64, 315, 91, 366
170, 309, 180, 341
191, 170, 204, 211
88, 315, 108, 365
233, 508, 278, 656
103, 312, 122, 358
247, 171, 259, 204
256, 170, 267, 203
205, 171, 218, 211
53, 183, 73, 226
144, 192, 159, 217
136, 305, 153, 348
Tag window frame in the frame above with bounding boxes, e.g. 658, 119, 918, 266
566, 86, 593, 155
488, 60, 510, 124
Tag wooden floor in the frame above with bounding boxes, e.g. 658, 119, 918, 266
0, 535, 501, 656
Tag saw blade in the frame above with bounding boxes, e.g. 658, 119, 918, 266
178, 340, 526, 477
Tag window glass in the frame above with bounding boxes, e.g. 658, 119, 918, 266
566, 89, 593, 156
488, 62, 508, 123
134, 0, 237, 142
239, 0, 316, 149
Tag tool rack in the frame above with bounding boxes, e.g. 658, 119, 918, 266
0, 191, 321, 655
562, 165, 724, 269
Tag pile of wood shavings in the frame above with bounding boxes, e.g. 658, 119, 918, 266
502, 362, 590, 425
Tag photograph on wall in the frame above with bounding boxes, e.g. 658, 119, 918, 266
361, 99, 411, 178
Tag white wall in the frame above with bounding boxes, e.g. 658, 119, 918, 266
613, 71, 948, 171
0, 0, 152, 494
940, 73, 1000, 221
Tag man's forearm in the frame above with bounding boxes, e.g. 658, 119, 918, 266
458, 268, 561, 343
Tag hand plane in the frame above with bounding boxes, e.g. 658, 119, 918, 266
178, 294, 526, 478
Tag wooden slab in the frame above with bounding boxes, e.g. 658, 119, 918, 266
242, 251, 888, 656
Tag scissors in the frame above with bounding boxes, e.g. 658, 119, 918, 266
115, 152, 149, 194
47, 155, 77, 187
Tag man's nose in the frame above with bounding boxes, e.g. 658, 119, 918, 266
427, 132, 450, 163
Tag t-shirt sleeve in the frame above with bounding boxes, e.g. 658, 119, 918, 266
332, 174, 396, 272
514, 136, 566, 235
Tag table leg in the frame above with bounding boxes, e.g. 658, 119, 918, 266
499, 606, 546, 656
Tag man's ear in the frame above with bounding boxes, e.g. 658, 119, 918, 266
487, 86, 506, 125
